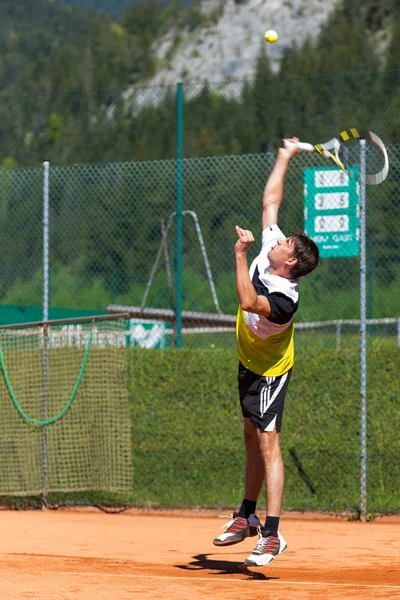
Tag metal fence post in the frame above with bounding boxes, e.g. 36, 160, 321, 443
42, 159, 50, 509
397, 318, 400, 348
43, 160, 50, 322
176, 82, 184, 348
359, 140, 367, 520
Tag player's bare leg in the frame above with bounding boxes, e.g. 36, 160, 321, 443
243, 417, 265, 501
212, 417, 263, 546
245, 428, 288, 566
259, 428, 284, 516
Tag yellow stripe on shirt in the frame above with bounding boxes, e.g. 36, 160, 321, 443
236, 307, 295, 376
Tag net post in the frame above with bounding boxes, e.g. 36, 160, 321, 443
184, 211, 222, 314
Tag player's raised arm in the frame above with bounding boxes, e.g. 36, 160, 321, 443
234, 226, 271, 317
262, 138, 300, 230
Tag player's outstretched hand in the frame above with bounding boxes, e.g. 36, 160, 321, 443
235, 225, 255, 253
280, 136, 300, 158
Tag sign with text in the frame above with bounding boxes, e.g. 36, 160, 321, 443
304, 166, 360, 258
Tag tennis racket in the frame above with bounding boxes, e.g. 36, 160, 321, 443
283, 129, 389, 185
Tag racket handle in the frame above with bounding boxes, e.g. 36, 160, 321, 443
283, 140, 315, 152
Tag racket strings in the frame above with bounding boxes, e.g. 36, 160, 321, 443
336, 132, 388, 182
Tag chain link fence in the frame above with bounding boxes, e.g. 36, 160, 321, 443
0, 72, 399, 515
0, 149, 398, 515
1, 150, 399, 332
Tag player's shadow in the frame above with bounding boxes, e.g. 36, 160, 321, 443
176, 553, 276, 580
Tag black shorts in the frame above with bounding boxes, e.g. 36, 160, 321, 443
238, 362, 292, 432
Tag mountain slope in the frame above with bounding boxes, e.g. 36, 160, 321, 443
149, 0, 343, 84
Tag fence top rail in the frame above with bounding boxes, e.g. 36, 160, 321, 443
107, 306, 399, 329
295, 317, 399, 329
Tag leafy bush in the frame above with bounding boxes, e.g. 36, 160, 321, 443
127, 346, 400, 514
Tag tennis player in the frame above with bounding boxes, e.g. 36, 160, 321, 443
213, 139, 319, 566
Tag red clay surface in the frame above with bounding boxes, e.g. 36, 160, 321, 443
0, 508, 399, 599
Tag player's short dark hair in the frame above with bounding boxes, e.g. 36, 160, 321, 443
288, 231, 319, 278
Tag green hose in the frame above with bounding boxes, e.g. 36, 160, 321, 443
0, 329, 93, 426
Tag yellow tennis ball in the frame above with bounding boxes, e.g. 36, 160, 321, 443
264, 29, 278, 44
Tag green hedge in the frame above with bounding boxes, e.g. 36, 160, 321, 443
128, 346, 400, 516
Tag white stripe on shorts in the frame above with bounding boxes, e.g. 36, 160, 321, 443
260, 371, 289, 431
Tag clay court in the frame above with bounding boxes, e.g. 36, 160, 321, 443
0, 508, 398, 599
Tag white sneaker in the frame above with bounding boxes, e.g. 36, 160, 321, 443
213, 512, 261, 546
245, 529, 288, 566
